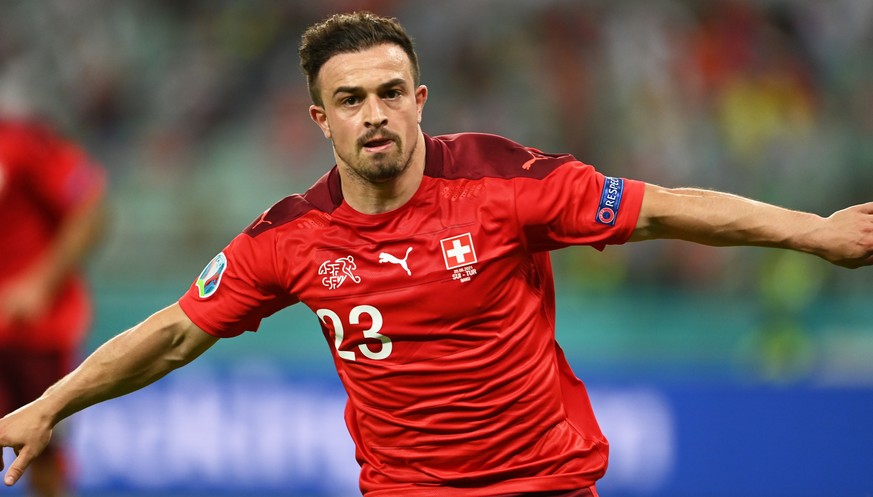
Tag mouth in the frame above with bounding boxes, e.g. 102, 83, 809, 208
360, 134, 397, 153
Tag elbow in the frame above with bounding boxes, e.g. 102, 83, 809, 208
138, 303, 218, 378
162, 317, 218, 369
629, 183, 673, 242
629, 210, 672, 242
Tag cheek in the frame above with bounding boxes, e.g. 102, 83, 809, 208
331, 125, 360, 150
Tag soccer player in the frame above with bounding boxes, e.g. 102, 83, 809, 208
1, 12, 872, 497
0, 118, 106, 497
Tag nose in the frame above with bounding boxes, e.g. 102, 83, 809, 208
363, 98, 388, 128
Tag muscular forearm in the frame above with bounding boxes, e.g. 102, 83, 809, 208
631, 186, 820, 247
34, 303, 217, 425
631, 184, 873, 268
0, 303, 216, 487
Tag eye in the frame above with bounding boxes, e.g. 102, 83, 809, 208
384, 89, 401, 99
341, 96, 360, 106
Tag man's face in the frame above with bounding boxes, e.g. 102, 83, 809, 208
309, 44, 427, 185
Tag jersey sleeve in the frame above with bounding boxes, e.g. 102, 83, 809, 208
178, 231, 298, 338
515, 160, 645, 252
23, 124, 106, 214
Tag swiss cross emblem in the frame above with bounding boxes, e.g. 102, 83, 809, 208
440, 233, 477, 270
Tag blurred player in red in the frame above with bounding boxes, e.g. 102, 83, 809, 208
1, 12, 872, 497
0, 118, 106, 497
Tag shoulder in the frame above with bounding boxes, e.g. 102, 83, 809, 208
0, 120, 52, 158
243, 168, 342, 237
0, 119, 65, 145
424, 132, 578, 181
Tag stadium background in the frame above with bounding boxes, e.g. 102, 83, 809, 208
2, 1, 872, 496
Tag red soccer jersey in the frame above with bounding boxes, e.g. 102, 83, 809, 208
179, 133, 645, 496
0, 120, 105, 351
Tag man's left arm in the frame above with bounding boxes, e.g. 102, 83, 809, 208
629, 183, 873, 269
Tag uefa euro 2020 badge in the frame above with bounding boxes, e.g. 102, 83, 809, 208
196, 252, 228, 298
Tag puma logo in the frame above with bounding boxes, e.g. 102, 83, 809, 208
252, 210, 273, 229
379, 247, 413, 276
521, 147, 549, 170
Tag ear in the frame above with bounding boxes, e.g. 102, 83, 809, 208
309, 104, 331, 139
415, 85, 428, 124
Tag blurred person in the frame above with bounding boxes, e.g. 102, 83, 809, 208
0, 118, 106, 497
2, 11, 872, 497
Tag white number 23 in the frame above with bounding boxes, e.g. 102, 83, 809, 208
316, 305, 392, 361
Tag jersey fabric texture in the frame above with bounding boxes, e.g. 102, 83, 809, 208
0, 120, 105, 352
179, 132, 645, 496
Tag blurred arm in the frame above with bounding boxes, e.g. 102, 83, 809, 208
0, 189, 107, 325
0, 302, 218, 486
40, 188, 108, 294
630, 183, 873, 268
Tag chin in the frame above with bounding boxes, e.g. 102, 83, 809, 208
367, 166, 404, 183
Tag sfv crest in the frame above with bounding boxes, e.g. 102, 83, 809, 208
319, 256, 362, 290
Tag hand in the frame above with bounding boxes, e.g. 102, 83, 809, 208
817, 202, 873, 268
0, 403, 53, 487
0, 268, 56, 329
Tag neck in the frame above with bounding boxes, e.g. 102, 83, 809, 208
339, 132, 426, 215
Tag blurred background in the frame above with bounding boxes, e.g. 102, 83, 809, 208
2, 0, 872, 496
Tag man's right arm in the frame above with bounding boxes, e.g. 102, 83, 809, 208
630, 183, 873, 268
0, 302, 218, 486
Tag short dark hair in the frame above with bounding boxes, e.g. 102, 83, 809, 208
299, 11, 420, 106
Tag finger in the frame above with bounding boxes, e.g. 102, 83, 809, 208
4, 447, 34, 487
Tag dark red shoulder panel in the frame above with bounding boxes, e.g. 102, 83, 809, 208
424, 133, 576, 181
243, 168, 343, 237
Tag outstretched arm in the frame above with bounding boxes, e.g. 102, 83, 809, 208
630, 184, 873, 268
0, 302, 218, 486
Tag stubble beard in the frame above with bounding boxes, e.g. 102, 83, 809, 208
337, 130, 415, 184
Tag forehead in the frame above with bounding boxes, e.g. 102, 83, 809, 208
317, 44, 414, 95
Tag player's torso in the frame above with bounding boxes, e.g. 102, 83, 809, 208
0, 136, 50, 272
219, 133, 619, 491
0, 126, 73, 288
280, 175, 563, 446
0, 128, 91, 345
290, 174, 544, 359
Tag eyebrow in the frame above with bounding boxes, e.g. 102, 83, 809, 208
332, 78, 408, 99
